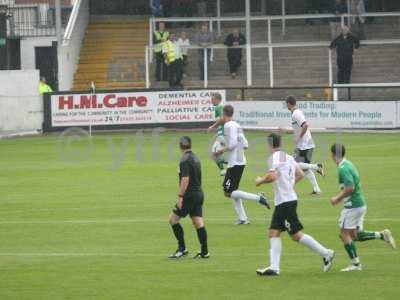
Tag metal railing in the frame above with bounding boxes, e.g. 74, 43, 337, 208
3, 0, 72, 37
63, 0, 82, 45
145, 38, 400, 89
146, 12, 400, 88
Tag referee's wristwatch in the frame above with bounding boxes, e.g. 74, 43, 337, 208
178, 194, 184, 198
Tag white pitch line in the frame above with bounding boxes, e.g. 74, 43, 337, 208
0, 217, 398, 225
0, 251, 395, 257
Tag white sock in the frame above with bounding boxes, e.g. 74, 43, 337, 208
299, 234, 329, 257
231, 190, 260, 202
270, 237, 282, 271
232, 199, 247, 221
298, 162, 319, 171
352, 257, 361, 265
305, 170, 321, 192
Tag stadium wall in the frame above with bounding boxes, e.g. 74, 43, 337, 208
42, 88, 400, 133
0, 69, 43, 134
20, 36, 57, 70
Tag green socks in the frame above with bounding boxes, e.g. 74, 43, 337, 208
356, 230, 383, 242
344, 231, 383, 265
215, 157, 225, 170
344, 242, 358, 260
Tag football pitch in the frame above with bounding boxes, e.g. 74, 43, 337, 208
0, 131, 399, 300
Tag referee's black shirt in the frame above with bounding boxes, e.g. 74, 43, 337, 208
179, 150, 202, 194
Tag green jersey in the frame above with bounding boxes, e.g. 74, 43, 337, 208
337, 159, 366, 209
214, 104, 224, 136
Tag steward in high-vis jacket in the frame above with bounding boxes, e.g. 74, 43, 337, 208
154, 22, 169, 82
163, 36, 179, 88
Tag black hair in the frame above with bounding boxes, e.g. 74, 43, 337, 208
285, 95, 296, 106
331, 143, 346, 158
267, 133, 281, 148
223, 105, 234, 117
179, 136, 192, 150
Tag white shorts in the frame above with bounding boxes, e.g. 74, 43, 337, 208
338, 206, 367, 230
212, 136, 225, 154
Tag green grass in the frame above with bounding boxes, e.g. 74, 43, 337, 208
0, 131, 399, 300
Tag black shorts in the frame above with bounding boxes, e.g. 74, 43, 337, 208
173, 191, 204, 218
223, 165, 245, 194
269, 201, 304, 235
294, 148, 314, 164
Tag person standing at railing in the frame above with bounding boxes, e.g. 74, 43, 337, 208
154, 22, 169, 82
193, 24, 214, 81
330, 0, 348, 40
162, 35, 179, 88
171, 33, 184, 88
177, 31, 191, 77
330, 26, 360, 84
224, 28, 246, 79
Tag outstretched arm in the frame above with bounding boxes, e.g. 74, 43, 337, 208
255, 171, 278, 186
207, 117, 224, 133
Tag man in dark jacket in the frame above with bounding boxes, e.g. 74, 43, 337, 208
330, 26, 360, 84
224, 29, 246, 79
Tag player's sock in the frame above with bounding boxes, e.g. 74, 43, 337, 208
304, 170, 321, 193
299, 234, 329, 257
270, 237, 282, 272
171, 223, 186, 251
196, 227, 208, 254
232, 198, 248, 221
344, 241, 360, 264
215, 157, 225, 170
298, 162, 319, 171
356, 230, 383, 242
231, 190, 260, 203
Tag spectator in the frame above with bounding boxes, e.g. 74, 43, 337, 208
171, 33, 184, 88
330, 26, 360, 84
39, 77, 53, 94
154, 22, 169, 82
193, 24, 214, 81
150, 0, 162, 17
224, 28, 246, 79
350, 0, 366, 40
162, 35, 179, 88
330, 0, 347, 40
177, 31, 191, 77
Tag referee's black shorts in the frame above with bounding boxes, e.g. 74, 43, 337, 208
222, 165, 245, 194
173, 191, 204, 218
294, 148, 314, 164
269, 201, 304, 235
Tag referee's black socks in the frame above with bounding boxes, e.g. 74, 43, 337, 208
197, 227, 208, 254
171, 223, 186, 251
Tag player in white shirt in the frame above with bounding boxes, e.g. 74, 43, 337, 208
255, 133, 335, 276
214, 105, 270, 225
286, 96, 325, 194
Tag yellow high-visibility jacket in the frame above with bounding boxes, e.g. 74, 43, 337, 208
153, 30, 169, 53
162, 40, 176, 65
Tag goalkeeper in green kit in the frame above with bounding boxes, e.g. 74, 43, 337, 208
207, 93, 227, 176
330, 144, 396, 272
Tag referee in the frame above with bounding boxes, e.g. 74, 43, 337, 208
168, 136, 209, 259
